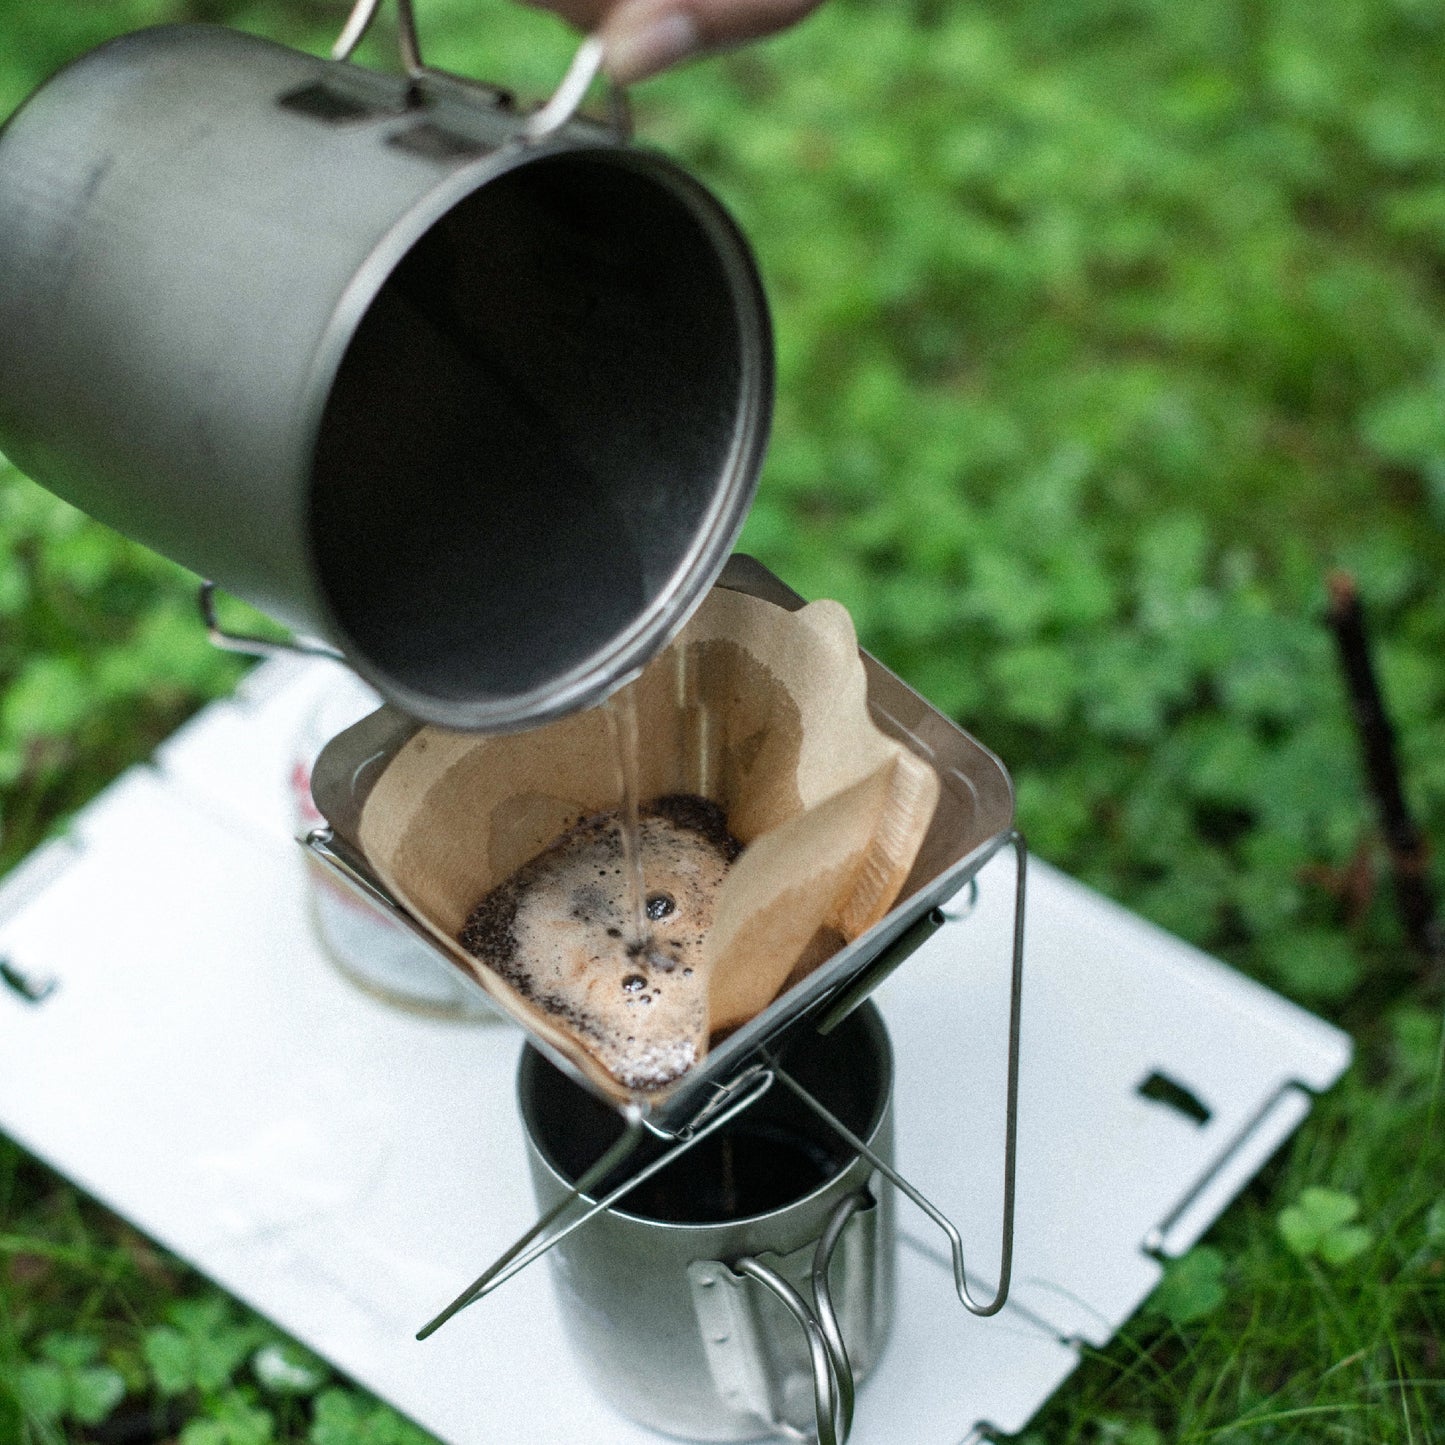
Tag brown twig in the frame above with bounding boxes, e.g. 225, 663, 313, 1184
1325, 571, 1441, 967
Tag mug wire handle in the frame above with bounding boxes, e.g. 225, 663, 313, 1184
330, 0, 631, 141
734, 1189, 869, 1445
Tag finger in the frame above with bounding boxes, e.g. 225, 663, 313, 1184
601, 0, 823, 83
516, 0, 610, 30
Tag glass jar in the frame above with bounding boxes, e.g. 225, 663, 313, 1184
292, 669, 498, 1021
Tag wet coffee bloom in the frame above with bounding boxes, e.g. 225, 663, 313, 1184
459, 795, 741, 1091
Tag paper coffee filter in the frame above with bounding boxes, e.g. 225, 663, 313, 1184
357, 587, 940, 1100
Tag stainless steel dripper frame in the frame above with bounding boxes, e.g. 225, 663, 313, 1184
0, 1, 771, 731
306, 556, 1029, 1445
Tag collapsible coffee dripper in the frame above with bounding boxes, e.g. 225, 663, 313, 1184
305, 556, 1027, 1445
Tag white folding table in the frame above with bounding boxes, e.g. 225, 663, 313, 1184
0, 658, 1351, 1443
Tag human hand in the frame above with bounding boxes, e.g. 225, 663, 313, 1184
526, 0, 825, 84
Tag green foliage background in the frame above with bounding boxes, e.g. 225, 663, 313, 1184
1, 0, 1443, 1440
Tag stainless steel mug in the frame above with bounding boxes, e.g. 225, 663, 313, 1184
0, 19, 772, 730
519, 1004, 895, 1443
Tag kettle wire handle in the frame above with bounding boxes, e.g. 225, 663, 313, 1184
330, 0, 631, 141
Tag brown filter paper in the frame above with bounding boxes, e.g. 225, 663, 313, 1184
356, 588, 940, 1100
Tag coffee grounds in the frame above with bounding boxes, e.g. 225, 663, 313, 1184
458, 794, 742, 1091
648, 793, 744, 863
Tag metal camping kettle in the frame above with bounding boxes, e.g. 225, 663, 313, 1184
0, 1, 773, 730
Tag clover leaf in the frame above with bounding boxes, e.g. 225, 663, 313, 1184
143, 1296, 262, 1397
1278, 1187, 1374, 1267
309, 1388, 434, 1445
19, 1332, 126, 1427
180, 1391, 276, 1445
1148, 1246, 1227, 1326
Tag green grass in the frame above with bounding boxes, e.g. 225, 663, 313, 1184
2, 0, 1444, 1439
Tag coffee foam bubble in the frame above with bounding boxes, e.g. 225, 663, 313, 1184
459, 799, 737, 1091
